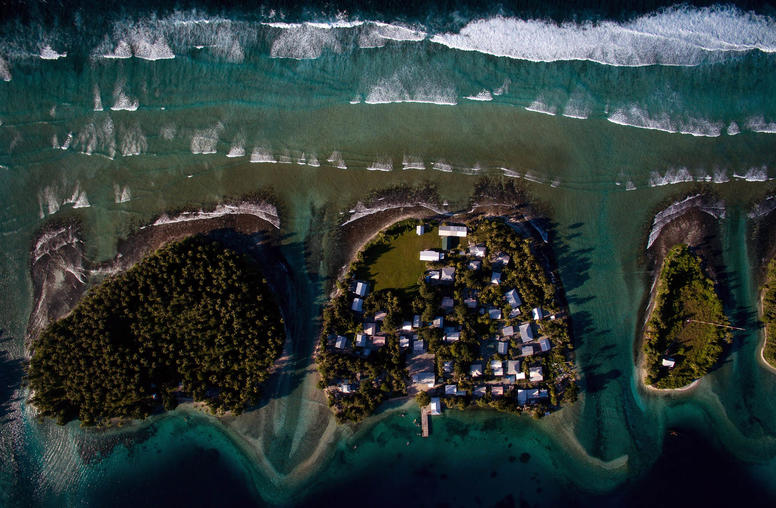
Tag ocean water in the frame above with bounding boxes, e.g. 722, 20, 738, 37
2, 1, 776, 506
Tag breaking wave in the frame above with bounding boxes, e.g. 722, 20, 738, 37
327, 151, 347, 169
250, 147, 276, 163
39, 46, 67, 60
114, 184, 131, 204
607, 106, 724, 137
364, 75, 457, 105
464, 90, 493, 102
118, 123, 147, 157
430, 6, 776, 66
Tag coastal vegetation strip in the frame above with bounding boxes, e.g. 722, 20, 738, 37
28, 236, 285, 426
317, 215, 576, 423
761, 258, 776, 368
643, 244, 731, 389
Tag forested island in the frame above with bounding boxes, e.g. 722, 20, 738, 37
643, 244, 731, 388
317, 214, 576, 423
761, 259, 776, 368
28, 236, 285, 426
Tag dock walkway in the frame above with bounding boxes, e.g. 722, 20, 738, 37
421, 408, 430, 437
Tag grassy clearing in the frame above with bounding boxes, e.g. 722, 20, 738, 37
356, 223, 440, 291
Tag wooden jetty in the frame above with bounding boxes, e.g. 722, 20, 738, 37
421, 408, 430, 437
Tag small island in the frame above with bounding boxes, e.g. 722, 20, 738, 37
642, 244, 731, 388
317, 214, 576, 423
760, 260, 776, 369
28, 235, 285, 426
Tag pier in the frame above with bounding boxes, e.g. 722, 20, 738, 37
421, 408, 430, 437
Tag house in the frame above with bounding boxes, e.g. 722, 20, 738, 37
413, 339, 426, 353
420, 250, 444, 262
504, 374, 516, 384
372, 335, 386, 348
474, 386, 487, 398
519, 322, 535, 343
529, 366, 544, 382
441, 266, 456, 282
339, 383, 353, 393
491, 271, 501, 285
399, 336, 410, 349
402, 321, 413, 331
443, 361, 454, 374
464, 297, 478, 309
469, 244, 487, 258
445, 384, 457, 396
497, 341, 508, 355
364, 322, 376, 336
532, 307, 546, 320
491, 386, 504, 396
516, 371, 526, 381
444, 330, 460, 342
509, 308, 521, 319
470, 363, 483, 377
429, 397, 441, 415
468, 260, 482, 271
416, 224, 425, 235
505, 288, 522, 308
353, 280, 369, 297
426, 270, 441, 281
488, 307, 502, 320
662, 357, 676, 368
413, 371, 435, 388
506, 360, 520, 375
438, 225, 468, 237
352, 298, 364, 312
413, 315, 421, 328
335, 335, 348, 349
375, 310, 387, 321
501, 325, 515, 337
492, 252, 511, 268
539, 338, 551, 352
528, 388, 547, 400
432, 316, 444, 328
522, 345, 535, 357
355, 333, 368, 348
491, 360, 504, 377
441, 296, 455, 311
517, 389, 527, 405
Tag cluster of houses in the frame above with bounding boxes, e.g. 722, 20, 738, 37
330, 222, 558, 411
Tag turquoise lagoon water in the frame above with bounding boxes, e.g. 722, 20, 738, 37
2, 2, 776, 506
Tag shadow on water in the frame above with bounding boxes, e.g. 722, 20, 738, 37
0, 333, 24, 425
548, 220, 594, 296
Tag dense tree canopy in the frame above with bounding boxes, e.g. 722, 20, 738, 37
644, 244, 731, 388
28, 236, 285, 426
761, 258, 776, 367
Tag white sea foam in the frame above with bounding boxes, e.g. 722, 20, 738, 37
402, 155, 425, 170
648, 167, 694, 187
93, 85, 103, 111
38, 182, 91, 218
160, 124, 177, 140
0, 56, 11, 81
364, 75, 457, 105
190, 127, 221, 154
358, 22, 426, 48
119, 123, 147, 156
296, 153, 306, 165
327, 151, 347, 169
733, 167, 769, 181
278, 151, 293, 164
226, 133, 245, 157
111, 83, 139, 111
432, 161, 453, 172
307, 154, 320, 167
59, 132, 73, 150
39, 46, 67, 60
102, 40, 133, 59
113, 184, 131, 203
562, 95, 592, 119
250, 147, 277, 163
465, 90, 493, 101
493, 79, 510, 96
746, 116, 776, 133
152, 202, 280, 229
713, 169, 730, 183
132, 36, 175, 60
367, 158, 393, 171
430, 6, 776, 67
65, 183, 90, 209
270, 24, 342, 59
647, 194, 725, 249
525, 99, 557, 116
608, 106, 722, 137
500, 168, 521, 178
727, 122, 740, 135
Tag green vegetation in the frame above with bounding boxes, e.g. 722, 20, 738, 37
761, 258, 776, 367
643, 244, 731, 388
28, 236, 285, 426
318, 217, 576, 423
356, 223, 439, 292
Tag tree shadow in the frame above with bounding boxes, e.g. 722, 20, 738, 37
0, 333, 24, 424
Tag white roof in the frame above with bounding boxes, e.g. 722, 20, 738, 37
364, 322, 376, 335
539, 338, 551, 352
490, 360, 503, 370
444, 331, 460, 342
399, 336, 410, 348
413, 372, 435, 387
519, 323, 535, 343
505, 289, 522, 308
372, 335, 386, 347
529, 366, 544, 382
662, 358, 676, 368
468, 260, 482, 271
402, 321, 413, 331
501, 325, 514, 336
413, 339, 425, 352
335, 335, 347, 349
488, 307, 502, 320
474, 386, 487, 397
441, 266, 456, 280
438, 225, 468, 237
470, 363, 482, 377
413, 315, 421, 327
445, 384, 457, 395
429, 398, 441, 415
339, 383, 352, 393
491, 271, 501, 284
491, 386, 504, 396
354, 281, 368, 297
532, 307, 546, 320
469, 244, 487, 257
516, 372, 526, 380
420, 250, 443, 261
356, 333, 367, 347
522, 345, 535, 356
433, 316, 444, 328
416, 224, 425, 235
351, 297, 363, 312
497, 341, 508, 354
506, 360, 520, 375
